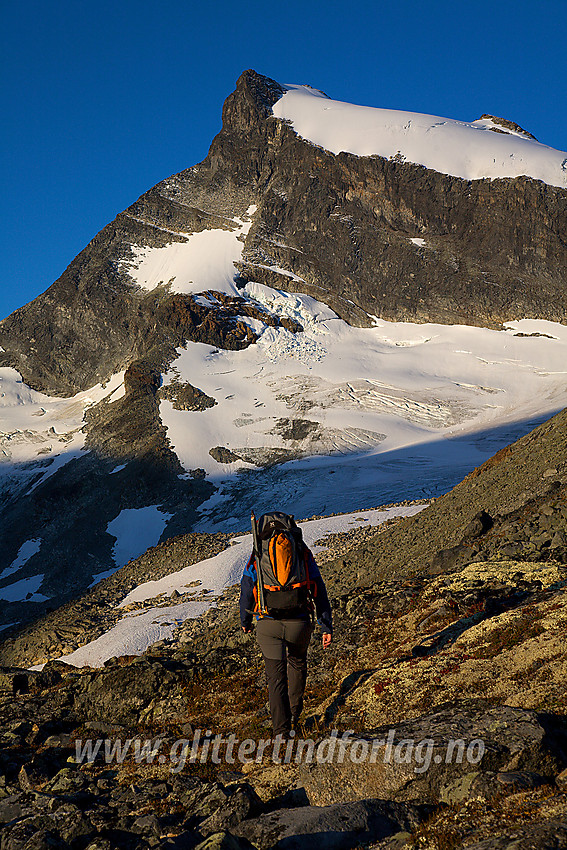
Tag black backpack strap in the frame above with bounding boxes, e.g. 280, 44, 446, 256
251, 512, 266, 615
303, 546, 316, 623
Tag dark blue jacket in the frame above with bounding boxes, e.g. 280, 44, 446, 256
239, 546, 333, 634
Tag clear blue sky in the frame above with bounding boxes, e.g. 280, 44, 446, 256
1, 0, 565, 321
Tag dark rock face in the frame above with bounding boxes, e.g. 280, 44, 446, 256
84, 360, 182, 471
239, 151, 567, 331
0, 438, 214, 638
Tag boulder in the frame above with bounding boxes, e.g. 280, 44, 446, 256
298, 701, 567, 805
233, 798, 424, 849
200, 783, 264, 835
0, 667, 58, 696
74, 656, 190, 725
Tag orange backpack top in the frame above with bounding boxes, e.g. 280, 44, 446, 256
251, 511, 314, 616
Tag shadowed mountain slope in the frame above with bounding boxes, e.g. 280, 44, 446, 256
334, 406, 567, 587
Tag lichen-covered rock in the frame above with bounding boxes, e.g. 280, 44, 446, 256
299, 702, 566, 806
332, 561, 567, 727
74, 656, 192, 726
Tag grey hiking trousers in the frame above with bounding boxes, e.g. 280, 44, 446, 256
255, 617, 313, 736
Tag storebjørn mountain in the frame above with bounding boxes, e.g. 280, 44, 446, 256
1, 70, 566, 635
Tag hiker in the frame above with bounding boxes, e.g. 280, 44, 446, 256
240, 511, 332, 736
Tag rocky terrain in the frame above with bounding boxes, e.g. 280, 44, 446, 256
1, 69, 566, 637
1, 409, 567, 848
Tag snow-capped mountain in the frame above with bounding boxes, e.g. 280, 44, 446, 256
1, 70, 566, 637
272, 84, 567, 186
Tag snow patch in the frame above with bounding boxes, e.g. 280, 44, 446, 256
109, 464, 127, 475
107, 506, 173, 568
53, 602, 212, 668
247, 263, 307, 283
503, 319, 562, 340
0, 539, 41, 580
0, 574, 48, 603
118, 538, 249, 607
121, 206, 257, 295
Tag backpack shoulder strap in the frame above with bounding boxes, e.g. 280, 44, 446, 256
251, 512, 267, 614
304, 546, 318, 598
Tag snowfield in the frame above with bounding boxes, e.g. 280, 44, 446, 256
49, 505, 426, 668
0, 368, 125, 486
0, 368, 125, 508
272, 86, 567, 188
159, 283, 567, 532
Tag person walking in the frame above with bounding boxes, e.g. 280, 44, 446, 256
240, 511, 332, 737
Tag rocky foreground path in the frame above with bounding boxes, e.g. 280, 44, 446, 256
1, 531, 567, 847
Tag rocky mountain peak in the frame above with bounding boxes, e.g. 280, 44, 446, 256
478, 113, 538, 140
223, 69, 285, 128
1, 69, 566, 397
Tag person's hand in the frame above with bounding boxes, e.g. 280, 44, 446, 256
242, 625, 253, 634
322, 632, 332, 648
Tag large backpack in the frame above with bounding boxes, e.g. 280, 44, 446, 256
251, 511, 314, 617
